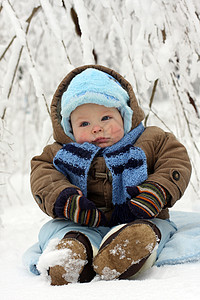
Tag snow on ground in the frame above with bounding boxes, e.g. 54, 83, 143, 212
1, 176, 200, 300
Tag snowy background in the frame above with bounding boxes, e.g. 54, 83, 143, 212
1, 0, 200, 299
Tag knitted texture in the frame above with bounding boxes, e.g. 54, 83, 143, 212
64, 194, 106, 227
60, 68, 132, 140
53, 124, 148, 206
109, 202, 137, 227
127, 182, 168, 219
54, 187, 79, 218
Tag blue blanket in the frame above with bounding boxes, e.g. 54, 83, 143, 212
155, 211, 200, 266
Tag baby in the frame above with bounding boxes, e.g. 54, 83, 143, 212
23, 66, 191, 285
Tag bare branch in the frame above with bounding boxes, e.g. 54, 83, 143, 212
70, 7, 81, 37
42, 94, 51, 117
26, 6, 41, 33
187, 91, 200, 118
144, 79, 159, 126
171, 73, 200, 155
0, 35, 16, 62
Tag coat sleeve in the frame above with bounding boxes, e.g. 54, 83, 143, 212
30, 142, 79, 217
136, 126, 192, 207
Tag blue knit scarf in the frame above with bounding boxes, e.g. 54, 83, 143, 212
53, 123, 147, 205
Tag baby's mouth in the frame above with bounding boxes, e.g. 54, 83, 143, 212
93, 137, 109, 144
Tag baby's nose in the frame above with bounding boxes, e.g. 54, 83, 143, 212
92, 124, 103, 134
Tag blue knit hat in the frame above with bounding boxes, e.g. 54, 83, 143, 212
61, 68, 133, 140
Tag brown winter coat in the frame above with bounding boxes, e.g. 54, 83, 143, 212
30, 65, 192, 221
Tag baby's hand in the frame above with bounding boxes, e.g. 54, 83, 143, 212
127, 182, 167, 219
55, 187, 107, 226
64, 194, 107, 227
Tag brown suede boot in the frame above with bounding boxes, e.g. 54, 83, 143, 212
93, 220, 161, 280
49, 231, 96, 285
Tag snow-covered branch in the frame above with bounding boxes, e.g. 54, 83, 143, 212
0, 0, 200, 206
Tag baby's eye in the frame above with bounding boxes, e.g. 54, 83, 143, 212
102, 116, 111, 121
80, 121, 90, 127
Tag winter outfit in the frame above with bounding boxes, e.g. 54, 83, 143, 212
24, 65, 191, 285
53, 122, 148, 218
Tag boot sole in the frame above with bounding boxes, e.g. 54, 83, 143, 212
49, 238, 87, 285
93, 222, 158, 280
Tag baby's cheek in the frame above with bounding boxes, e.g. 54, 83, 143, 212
112, 126, 124, 137
76, 132, 91, 144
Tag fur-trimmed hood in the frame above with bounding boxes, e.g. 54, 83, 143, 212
50, 65, 145, 144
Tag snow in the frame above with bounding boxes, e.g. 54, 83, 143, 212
73, 0, 95, 64
1, 176, 200, 300
145, 242, 154, 253
97, 267, 120, 281
109, 240, 129, 259
2, 0, 26, 46
40, 0, 63, 41
37, 238, 86, 283
1, 38, 22, 100
1, 0, 200, 299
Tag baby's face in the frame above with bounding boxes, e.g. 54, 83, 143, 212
70, 103, 124, 147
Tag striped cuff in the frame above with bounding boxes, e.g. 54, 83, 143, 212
128, 182, 168, 219
64, 195, 102, 227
